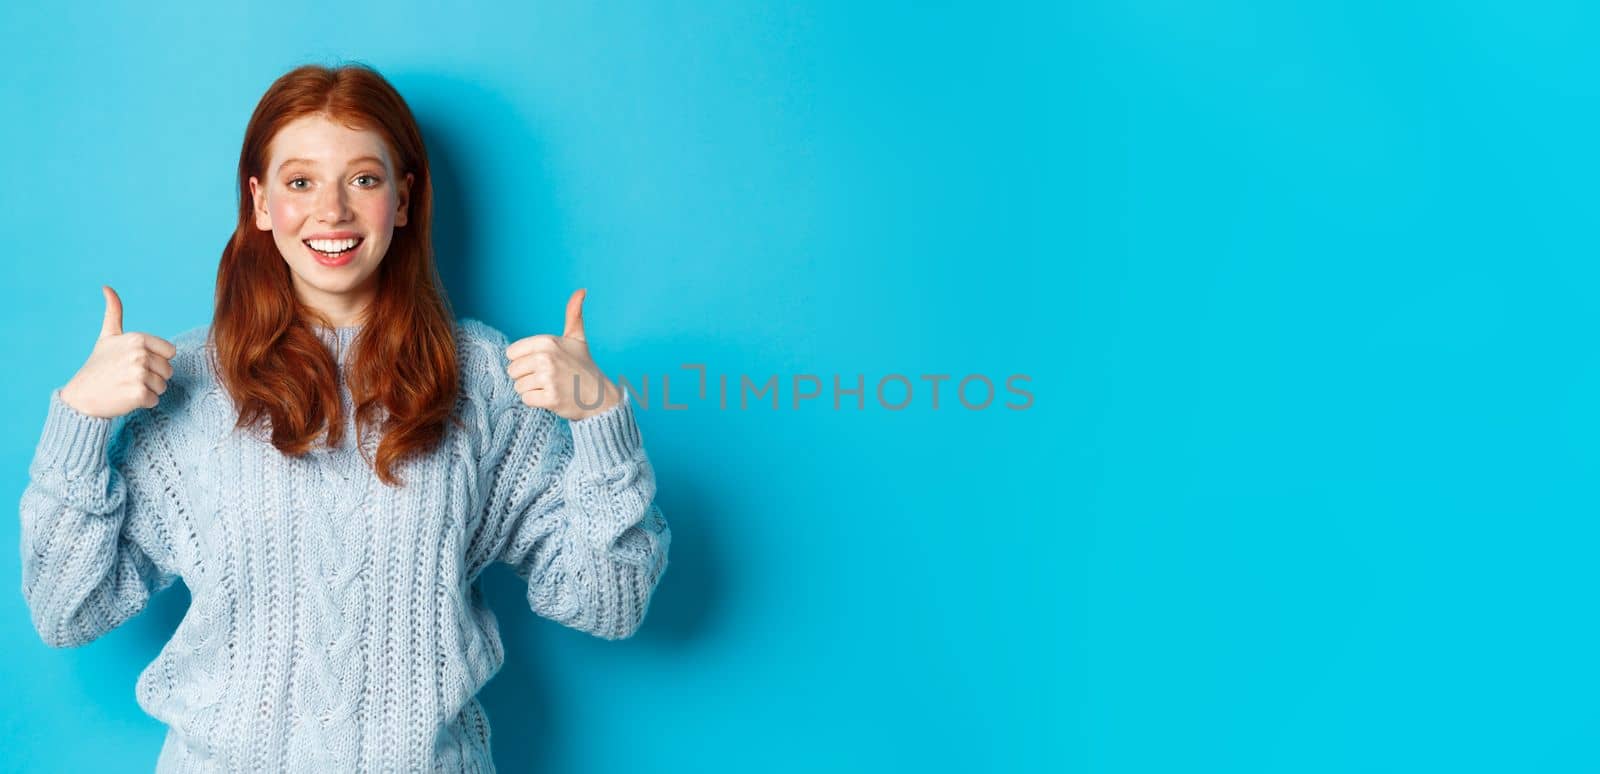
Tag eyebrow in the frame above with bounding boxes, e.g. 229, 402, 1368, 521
277, 156, 385, 172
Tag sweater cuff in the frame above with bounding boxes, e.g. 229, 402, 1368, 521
37, 388, 114, 479
569, 385, 644, 472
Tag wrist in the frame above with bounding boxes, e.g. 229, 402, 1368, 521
575, 378, 623, 422
59, 382, 86, 414
41, 387, 115, 476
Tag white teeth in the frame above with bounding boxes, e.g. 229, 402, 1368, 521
307, 238, 359, 253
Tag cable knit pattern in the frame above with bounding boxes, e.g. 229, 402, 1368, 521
17, 318, 671, 773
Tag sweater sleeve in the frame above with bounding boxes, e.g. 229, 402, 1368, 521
18, 389, 183, 648
475, 377, 671, 641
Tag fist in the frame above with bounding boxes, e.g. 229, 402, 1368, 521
504, 288, 623, 421
59, 286, 177, 419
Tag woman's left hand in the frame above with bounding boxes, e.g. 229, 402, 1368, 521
504, 288, 623, 421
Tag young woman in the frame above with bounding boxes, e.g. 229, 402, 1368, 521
20, 63, 671, 772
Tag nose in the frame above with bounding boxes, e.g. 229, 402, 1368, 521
315, 182, 352, 224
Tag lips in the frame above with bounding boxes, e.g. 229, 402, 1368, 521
304, 237, 363, 267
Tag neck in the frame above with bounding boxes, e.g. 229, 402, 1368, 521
293, 278, 375, 328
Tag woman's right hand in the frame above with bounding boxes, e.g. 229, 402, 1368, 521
59, 286, 177, 419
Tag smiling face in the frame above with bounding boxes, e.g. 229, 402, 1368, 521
249, 113, 413, 326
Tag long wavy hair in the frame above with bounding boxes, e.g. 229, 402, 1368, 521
212, 63, 459, 487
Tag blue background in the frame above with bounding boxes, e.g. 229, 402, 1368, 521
1, 1, 1592, 772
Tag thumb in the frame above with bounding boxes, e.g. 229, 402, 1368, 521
100, 285, 123, 339
562, 287, 587, 342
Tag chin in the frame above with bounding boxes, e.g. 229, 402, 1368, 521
288, 264, 374, 292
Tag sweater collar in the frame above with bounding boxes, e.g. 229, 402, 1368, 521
311, 324, 362, 365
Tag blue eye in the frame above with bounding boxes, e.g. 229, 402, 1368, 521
355, 174, 381, 187
287, 178, 310, 190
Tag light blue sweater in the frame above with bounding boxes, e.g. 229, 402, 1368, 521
19, 319, 671, 772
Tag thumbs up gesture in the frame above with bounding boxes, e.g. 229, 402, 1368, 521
58, 286, 178, 419
504, 288, 623, 421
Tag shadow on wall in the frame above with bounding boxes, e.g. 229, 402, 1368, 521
408, 70, 724, 773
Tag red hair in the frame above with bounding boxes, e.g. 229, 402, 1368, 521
212, 62, 458, 487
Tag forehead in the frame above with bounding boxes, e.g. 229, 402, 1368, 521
267, 114, 393, 170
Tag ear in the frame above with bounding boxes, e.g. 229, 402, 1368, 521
395, 172, 414, 227
248, 176, 271, 231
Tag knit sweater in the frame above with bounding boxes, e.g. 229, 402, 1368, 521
18, 319, 671, 773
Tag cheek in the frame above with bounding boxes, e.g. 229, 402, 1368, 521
269, 199, 307, 232
360, 197, 399, 230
